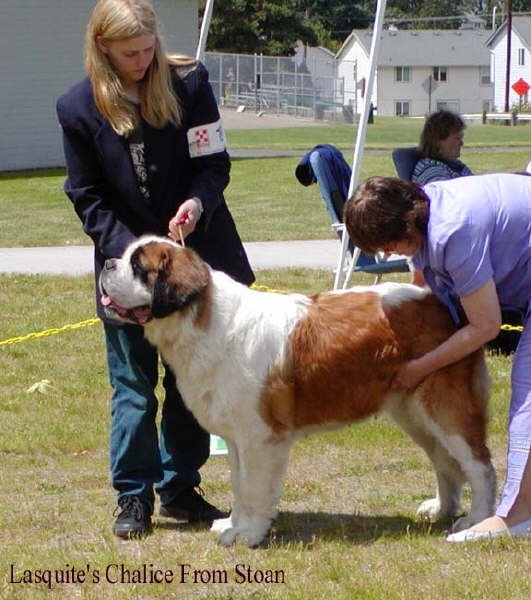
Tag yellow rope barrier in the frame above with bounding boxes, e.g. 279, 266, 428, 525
250, 283, 288, 294
500, 323, 524, 332
0, 287, 524, 347
0, 318, 100, 347
0, 283, 286, 347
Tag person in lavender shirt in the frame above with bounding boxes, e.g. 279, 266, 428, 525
412, 110, 472, 185
344, 173, 531, 542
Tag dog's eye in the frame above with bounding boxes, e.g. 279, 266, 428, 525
131, 250, 151, 284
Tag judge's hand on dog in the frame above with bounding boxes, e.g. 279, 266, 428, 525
392, 359, 426, 393
168, 198, 203, 242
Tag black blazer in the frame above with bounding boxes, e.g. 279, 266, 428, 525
57, 62, 254, 319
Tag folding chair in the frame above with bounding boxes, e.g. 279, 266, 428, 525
392, 146, 421, 181
296, 144, 410, 289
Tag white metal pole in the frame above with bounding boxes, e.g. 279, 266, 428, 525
334, 0, 387, 290
348, 0, 388, 197
196, 0, 215, 61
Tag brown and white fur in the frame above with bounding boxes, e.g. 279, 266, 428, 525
100, 236, 496, 547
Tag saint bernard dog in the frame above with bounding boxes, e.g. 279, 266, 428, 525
100, 235, 496, 547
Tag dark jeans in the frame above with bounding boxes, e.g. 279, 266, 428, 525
104, 322, 210, 513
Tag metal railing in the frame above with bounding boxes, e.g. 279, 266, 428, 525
203, 51, 358, 123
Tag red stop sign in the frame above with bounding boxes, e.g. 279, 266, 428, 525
512, 78, 530, 97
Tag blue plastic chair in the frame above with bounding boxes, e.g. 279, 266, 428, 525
296, 144, 410, 288
392, 146, 421, 181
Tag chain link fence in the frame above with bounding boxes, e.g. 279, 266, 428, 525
204, 51, 358, 123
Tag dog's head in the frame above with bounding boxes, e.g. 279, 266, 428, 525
99, 236, 210, 324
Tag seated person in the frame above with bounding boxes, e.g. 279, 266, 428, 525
412, 110, 472, 185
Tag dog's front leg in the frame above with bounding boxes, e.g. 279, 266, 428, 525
215, 437, 291, 548
211, 440, 241, 539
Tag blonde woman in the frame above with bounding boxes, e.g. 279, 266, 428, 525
57, 0, 254, 538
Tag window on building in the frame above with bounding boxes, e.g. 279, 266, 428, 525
436, 100, 459, 113
395, 101, 410, 116
518, 48, 525, 66
395, 66, 410, 82
479, 66, 491, 85
433, 66, 448, 82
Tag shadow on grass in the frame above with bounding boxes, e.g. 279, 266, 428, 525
271, 511, 452, 545
152, 511, 453, 546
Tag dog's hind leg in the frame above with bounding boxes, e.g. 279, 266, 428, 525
421, 409, 496, 528
386, 398, 465, 521
410, 425, 495, 529
439, 434, 496, 531
216, 436, 292, 547
389, 397, 496, 529
428, 355, 496, 530
415, 443, 466, 521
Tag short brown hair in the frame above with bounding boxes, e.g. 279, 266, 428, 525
344, 176, 428, 254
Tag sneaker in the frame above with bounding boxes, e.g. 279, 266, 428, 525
113, 495, 152, 539
159, 487, 229, 523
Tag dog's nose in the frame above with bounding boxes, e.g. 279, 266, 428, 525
104, 258, 118, 271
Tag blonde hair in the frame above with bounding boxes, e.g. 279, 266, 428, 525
85, 0, 192, 136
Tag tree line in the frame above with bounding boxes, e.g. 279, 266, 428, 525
200, 1, 530, 55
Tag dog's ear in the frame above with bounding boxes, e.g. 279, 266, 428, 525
151, 246, 210, 318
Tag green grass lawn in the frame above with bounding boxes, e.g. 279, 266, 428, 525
0, 272, 528, 600
1, 129, 530, 247
226, 116, 531, 150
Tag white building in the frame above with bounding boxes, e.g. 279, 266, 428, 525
486, 16, 531, 111
336, 29, 493, 117
293, 41, 337, 93
0, 1, 198, 172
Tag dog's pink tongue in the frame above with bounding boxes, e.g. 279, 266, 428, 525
101, 294, 112, 307
134, 307, 152, 324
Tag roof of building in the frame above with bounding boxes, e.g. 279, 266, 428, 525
337, 29, 491, 66
486, 16, 531, 49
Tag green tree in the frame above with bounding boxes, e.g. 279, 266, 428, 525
385, 1, 479, 29
255, 0, 317, 55
201, 0, 317, 54
201, 0, 372, 54
511, 0, 531, 12
199, 0, 529, 55
200, 0, 259, 54
296, 1, 372, 36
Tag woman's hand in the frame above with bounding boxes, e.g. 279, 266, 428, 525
392, 279, 501, 393
392, 359, 427, 393
168, 198, 203, 243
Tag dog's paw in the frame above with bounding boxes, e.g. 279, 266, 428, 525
218, 527, 238, 546
217, 526, 268, 548
416, 498, 442, 521
240, 529, 269, 548
211, 516, 232, 534
451, 515, 476, 532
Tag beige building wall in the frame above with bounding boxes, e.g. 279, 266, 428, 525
0, 0, 198, 171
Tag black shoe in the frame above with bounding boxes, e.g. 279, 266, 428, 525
113, 495, 152, 539
159, 487, 229, 523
